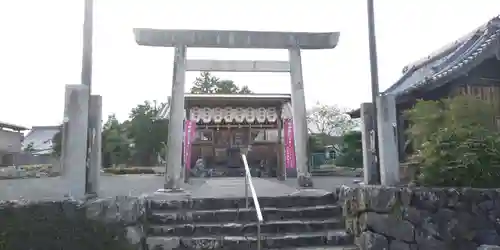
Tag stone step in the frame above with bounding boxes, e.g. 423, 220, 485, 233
148, 218, 344, 237
149, 193, 338, 211
146, 230, 353, 250
149, 204, 342, 224
274, 246, 359, 250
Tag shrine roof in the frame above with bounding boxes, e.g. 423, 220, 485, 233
185, 93, 291, 107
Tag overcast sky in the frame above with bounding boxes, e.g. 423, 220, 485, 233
1, 0, 499, 127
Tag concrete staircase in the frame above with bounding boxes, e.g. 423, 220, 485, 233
146, 192, 357, 249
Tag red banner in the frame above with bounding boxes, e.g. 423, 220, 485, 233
284, 119, 296, 169
183, 120, 196, 172
284, 120, 290, 169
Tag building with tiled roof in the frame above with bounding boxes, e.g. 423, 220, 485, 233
22, 126, 61, 155
349, 15, 500, 161
350, 15, 500, 118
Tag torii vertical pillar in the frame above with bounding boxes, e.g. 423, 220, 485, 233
288, 48, 313, 187
87, 95, 102, 195
165, 45, 187, 190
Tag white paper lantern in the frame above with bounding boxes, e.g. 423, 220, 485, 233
224, 107, 233, 123
256, 107, 267, 123
246, 107, 256, 123
190, 107, 201, 122
266, 107, 277, 122
202, 107, 213, 123
213, 107, 223, 123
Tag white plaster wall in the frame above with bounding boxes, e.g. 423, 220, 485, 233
0, 130, 23, 153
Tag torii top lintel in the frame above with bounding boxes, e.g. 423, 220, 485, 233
133, 28, 340, 50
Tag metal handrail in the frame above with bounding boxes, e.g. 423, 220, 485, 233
241, 154, 263, 250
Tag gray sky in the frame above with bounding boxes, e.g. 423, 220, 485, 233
1, 0, 499, 127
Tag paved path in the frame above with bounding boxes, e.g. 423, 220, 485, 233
0, 175, 358, 201
191, 178, 300, 198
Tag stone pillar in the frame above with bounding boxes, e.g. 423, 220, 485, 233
61, 84, 90, 200
376, 94, 399, 186
360, 102, 379, 185
288, 48, 313, 188
164, 45, 187, 190
87, 95, 102, 195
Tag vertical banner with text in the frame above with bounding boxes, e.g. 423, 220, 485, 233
283, 119, 290, 170
183, 120, 196, 173
284, 119, 297, 169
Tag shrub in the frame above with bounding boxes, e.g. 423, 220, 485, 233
103, 167, 155, 175
335, 131, 362, 168
406, 96, 500, 188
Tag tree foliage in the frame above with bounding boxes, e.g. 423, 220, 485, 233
190, 72, 253, 94
335, 131, 362, 168
307, 102, 359, 136
406, 96, 500, 188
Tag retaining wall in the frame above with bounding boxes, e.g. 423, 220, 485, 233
342, 186, 500, 250
0, 196, 146, 250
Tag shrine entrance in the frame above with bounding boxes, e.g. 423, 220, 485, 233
132, 28, 340, 188
186, 93, 291, 178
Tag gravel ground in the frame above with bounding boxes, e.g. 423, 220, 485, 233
0, 175, 358, 201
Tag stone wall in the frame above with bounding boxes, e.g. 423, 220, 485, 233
0, 196, 146, 250
342, 186, 500, 250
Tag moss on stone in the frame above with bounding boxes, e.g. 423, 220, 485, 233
0, 200, 136, 250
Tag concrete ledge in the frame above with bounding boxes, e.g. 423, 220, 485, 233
133, 29, 340, 49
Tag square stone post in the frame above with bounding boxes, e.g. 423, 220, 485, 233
288, 48, 313, 188
87, 95, 102, 195
360, 102, 379, 184
61, 84, 90, 200
376, 94, 399, 185
164, 45, 187, 190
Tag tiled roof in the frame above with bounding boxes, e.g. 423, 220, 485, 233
384, 15, 500, 97
22, 126, 61, 155
0, 121, 29, 131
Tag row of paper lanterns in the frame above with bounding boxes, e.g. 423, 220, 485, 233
189, 107, 278, 123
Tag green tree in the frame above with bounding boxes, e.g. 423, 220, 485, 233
335, 131, 362, 168
190, 72, 253, 94
190, 72, 219, 94
101, 114, 130, 167
51, 100, 170, 167
127, 100, 169, 166
406, 95, 500, 187
216, 80, 241, 94
24, 142, 36, 153
51, 127, 63, 157
307, 102, 359, 136
239, 85, 253, 94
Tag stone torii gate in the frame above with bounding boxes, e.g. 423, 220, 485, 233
133, 29, 340, 189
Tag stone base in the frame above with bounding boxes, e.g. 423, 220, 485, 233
151, 188, 191, 201
298, 175, 314, 188
84, 192, 98, 201
286, 168, 297, 178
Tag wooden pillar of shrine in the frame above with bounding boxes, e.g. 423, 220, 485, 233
276, 105, 285, 180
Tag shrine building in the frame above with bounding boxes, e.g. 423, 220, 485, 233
184, 93, 294, 178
